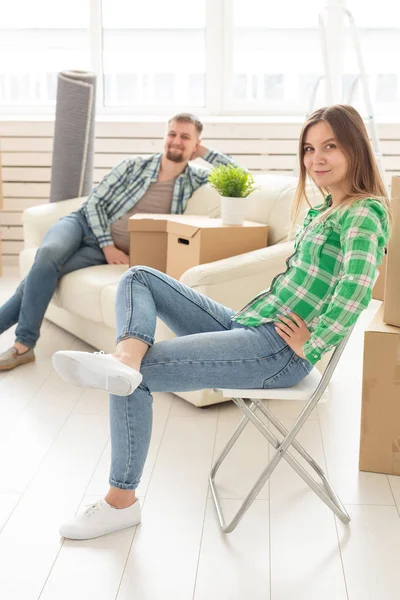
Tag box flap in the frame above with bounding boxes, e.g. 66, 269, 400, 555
367, 305, 400, 335
166, 217, 267, 238
128, 215, 168, 232
129, 214, 220, 234
166, 220, 201, 239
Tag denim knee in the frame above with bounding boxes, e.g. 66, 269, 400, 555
119, 265, 156, 291
34, 245, 61, 271
118, 266, 139, 295
128, 265, 157, 278
15, 279, 25, 297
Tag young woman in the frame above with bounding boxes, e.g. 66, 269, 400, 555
53, 104, 390, 540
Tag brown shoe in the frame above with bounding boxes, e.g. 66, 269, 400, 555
0, 347, 35, 371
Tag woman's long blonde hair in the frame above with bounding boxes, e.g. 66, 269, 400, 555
291, 104, 391, 228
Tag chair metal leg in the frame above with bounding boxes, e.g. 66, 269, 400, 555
210, 400, 258, 476
255, 400, 349, 520
209, 396, 350, 533
209, 400, 260, 532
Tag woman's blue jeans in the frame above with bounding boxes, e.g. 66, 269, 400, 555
109, 266, 313, 491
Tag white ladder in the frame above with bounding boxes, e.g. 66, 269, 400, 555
295, 3, 384, 178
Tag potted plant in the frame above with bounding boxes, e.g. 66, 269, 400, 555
208, 164, 256, 225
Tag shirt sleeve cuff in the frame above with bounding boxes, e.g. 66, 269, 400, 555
97, 236, 114, 249
302, 340, 322, 365
202, 148, 215, 163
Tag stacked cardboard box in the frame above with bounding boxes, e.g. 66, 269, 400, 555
360, 176, 400, 475
383, 178, 400, 328
0, 147, 3, 276
371, 253, 387, 301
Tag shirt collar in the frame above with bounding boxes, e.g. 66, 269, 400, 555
146, 153, 191, 182
146, 154, 162, 182
313, 194, 332, 213
146, 154, 192, 181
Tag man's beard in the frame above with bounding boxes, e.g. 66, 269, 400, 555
166, 148, 185, 163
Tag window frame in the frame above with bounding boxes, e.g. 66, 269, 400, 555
0, 0, 399, 117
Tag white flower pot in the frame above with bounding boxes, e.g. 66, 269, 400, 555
220, 196, 246, 226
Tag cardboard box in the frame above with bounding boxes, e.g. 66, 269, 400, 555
129, 214, 169, 272
129, 214, 269, 279
383, 176, 400, 326
0, 146, 3, 276
372, 252, 387, 301
166, 217, 269, 280
128, 214, 211, 271
359, 306, 400, 475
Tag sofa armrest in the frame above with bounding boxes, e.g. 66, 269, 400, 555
22, 196, 87, 248
179, 240, 294, 309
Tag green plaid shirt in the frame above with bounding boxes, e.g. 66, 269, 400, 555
232, 196, 389, 365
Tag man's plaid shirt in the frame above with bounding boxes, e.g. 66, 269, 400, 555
81, 149, 235, 248
232, 196, 389, 365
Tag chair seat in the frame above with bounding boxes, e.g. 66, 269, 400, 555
218, 368, 323, 401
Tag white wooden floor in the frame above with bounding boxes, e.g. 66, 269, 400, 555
1, 267, 400, 600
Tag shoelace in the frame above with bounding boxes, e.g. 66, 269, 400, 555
93, 350, 111, 389
84, 501, 104, 517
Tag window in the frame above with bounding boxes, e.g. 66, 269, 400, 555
225, 0, 324, 113
343, 0, 400, 117
0, 0, 399, 118
102, 0, 206, 108
0, 2, 90, 106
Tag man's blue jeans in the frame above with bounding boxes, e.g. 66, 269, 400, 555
109, 266, 313, 491
0, 211, 106, 348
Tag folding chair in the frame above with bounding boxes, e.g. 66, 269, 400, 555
209, 325, 355, 533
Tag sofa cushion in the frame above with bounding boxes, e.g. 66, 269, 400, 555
22, 196, 87, 248
243, 175, 296, 244
183, 183, 221, 217
101, 282, 119, 329
19, 248, 38, 279
243, 175, 321, 246
58, 264, 127, 322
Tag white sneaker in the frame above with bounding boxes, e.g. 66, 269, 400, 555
60, 499, 141, 540
52, 350, 143, 396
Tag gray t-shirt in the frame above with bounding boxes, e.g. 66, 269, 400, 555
111, 178, 176, 254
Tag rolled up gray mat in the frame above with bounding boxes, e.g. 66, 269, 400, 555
50, 70, 97, 203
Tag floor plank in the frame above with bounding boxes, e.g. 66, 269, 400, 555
40, 495, 136, 600
269, 420, 348, 600
0, 414, 110, 600
0, 493, 20, 532
194, 499, 270, 600
0, 371, 85, 493
338, 505, 400, 600
116, 416, 218, 600
0, 273, 399, 600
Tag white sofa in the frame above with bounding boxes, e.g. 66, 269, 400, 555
20, 174, 320, 407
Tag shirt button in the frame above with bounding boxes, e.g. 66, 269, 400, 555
348, 276, 354, 281
313, 354, 318, 359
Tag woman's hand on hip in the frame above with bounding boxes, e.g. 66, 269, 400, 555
274, 312, 311, 359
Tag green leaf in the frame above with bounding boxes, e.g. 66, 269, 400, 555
208, 164, 257, 198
